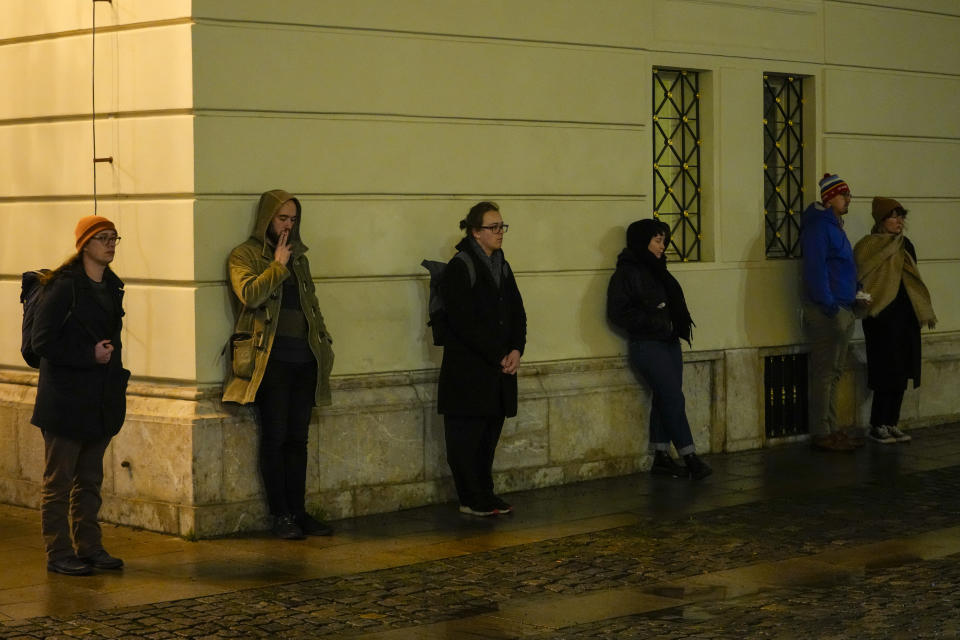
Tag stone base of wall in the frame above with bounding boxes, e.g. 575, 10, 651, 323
2, 333, 958, 537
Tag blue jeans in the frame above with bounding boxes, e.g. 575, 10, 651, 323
627, 339, 695, 456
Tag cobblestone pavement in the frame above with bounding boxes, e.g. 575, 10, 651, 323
542, 554, 960, 639
3, 443, 960, 639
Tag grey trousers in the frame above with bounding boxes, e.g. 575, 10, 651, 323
41, 432, 111, 562
804, 305, 855, 437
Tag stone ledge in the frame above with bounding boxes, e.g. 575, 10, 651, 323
2, 335, 958, 537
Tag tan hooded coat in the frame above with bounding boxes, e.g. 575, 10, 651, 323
222, 190, 334, 405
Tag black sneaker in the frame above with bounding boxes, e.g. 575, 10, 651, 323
297, 512, 333, 537
458, 504, 498, 516
47, 555, 93, 576
491, 496, 513, 514
273, 514, 306, 540
79, 549, 124, 570
683, 453, 713, 481
651, 451, 690, 478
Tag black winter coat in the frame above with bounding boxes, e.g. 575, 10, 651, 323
437, 239, 526, 418
31, 264, 129, 442
606, 248, 692, 343
862, 238, 922, 391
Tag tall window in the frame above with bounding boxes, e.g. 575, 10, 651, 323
763, 74, 804, 258
653, 68, 701, 262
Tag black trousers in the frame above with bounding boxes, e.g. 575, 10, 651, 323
870, 388, 906, 428
255, 358, 317, 516
444, 415, 504, 508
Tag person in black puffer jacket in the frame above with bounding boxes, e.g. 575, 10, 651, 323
607, 219, 710, 480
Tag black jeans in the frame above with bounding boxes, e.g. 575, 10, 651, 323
444, 415, 504, 508
870, 388, 906, 427
255, 358, 317, 516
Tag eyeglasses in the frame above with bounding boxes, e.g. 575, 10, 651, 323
479, 224, 509, 234
92, 234, 121, 245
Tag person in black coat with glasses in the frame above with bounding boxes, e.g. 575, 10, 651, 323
32, 215, 130, 575
607, 219, 710, 480
437, 201, 527, 516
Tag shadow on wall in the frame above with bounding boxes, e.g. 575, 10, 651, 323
742, 232, 768, 345
582, 224, 631, 352
741, 232, 804, 347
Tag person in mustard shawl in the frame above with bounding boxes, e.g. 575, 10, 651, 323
853, 197, 936, 445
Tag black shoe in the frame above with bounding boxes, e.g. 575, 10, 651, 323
458, 504, 498, 516
490, 496, 513, 514
48, 556, 93, 576
297, 512, 333, 537
683, 453, 712, 481
651, 451, 690, 478
273, 514, 306, 540
80, 549, 124, 570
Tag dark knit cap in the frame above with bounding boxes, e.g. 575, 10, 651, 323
627, 218, 669, 253
871, 197, 906, 224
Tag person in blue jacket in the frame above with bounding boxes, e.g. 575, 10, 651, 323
800, 173, 863, 452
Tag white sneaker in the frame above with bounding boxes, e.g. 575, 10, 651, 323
868, 426, 896, 444
886, 425, 912, 442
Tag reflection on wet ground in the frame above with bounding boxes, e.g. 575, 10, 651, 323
2, 423, 959, 638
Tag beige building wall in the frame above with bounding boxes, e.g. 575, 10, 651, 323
2, 1, 959, 535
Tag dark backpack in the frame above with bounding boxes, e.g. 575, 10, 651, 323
20, 270, 51, 368
420, 252, 475, 346
20, 270, 89, 368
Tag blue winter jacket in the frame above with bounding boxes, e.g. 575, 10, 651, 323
800, 202, 857, 317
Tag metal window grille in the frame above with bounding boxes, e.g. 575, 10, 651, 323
764, 354, 808, 438
653, 68, 701, 262
763, 74, 804, 258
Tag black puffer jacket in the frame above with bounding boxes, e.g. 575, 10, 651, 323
607, 247, 693, 344
31, 264, 129, 442
437, 238, 526, 418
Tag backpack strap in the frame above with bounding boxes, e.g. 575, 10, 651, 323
453, 251, 476, 287
64, 277, 100, 342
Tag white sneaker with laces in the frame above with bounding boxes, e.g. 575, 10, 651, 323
886, 425, 912, 442
868, 425, 897, 444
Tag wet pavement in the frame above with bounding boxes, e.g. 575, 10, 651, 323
2, 423, 960, 639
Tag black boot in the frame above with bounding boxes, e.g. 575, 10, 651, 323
683, 453, 712, 481
651, 450, 689, 478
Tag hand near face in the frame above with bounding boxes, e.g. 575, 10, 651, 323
501, 349, 521, 375
94, 339, 114, 364
274, 229, 292, 264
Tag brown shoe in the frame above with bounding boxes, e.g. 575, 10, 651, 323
811, 433, 856, 452
837, 429, 866, 448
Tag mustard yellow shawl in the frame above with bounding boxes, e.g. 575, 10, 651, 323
853, 233, 936, 325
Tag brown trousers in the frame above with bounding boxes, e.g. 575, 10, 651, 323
41, 432, 111, 561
